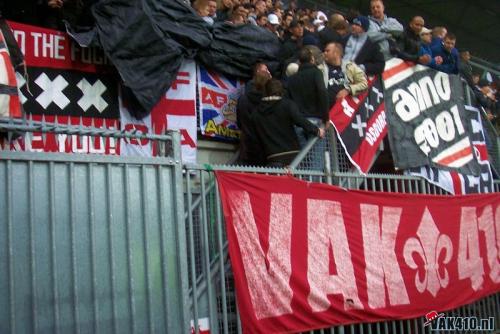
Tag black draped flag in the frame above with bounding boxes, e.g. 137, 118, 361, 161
329, 76, 387, 174
383, 58, 481, 175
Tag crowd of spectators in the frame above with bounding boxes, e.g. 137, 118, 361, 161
203, 0, 497, 166
0, 0, 498, 166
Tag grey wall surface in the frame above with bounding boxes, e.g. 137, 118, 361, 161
0, 152, 188, 334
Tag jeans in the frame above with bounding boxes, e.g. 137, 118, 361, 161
295, 117, 326, 173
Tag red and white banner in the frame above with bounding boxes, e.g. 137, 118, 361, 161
120, 60, 197, 162
7, 22, 198, 161
217, 171, 500, 333
0, 29, 21, 118
329, 76, 386, 174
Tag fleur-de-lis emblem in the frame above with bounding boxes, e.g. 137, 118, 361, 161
403, 208, 453, 297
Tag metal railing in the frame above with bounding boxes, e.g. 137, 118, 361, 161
470, 56, 500, 77
289, 125, 353, 173
0, 120, 191, 334
183, 163, 500, 334
1, 116, 499, 334
0, 116, 174, 157
462, 84, 500, 174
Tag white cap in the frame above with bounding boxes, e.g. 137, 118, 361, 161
313, 19, 323, 26
286, 62, 299, 77
316, 11, 328, 21
419, 27, 432, 36
268, 13, 279, 25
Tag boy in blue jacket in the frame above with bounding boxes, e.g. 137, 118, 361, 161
431, 33, 459, 74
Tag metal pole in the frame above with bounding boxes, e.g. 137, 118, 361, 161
171, 131, 190, 333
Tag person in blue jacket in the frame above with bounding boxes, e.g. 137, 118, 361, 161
418, 27, 443, 68
431, 33, 459, 74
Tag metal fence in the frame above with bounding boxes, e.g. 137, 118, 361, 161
183, 164, 500, 334
0, 120, 191, 334
1, 117, 499, 334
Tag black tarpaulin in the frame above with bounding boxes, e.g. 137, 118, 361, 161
69, 0, 280, 119
197, 22, 281, 79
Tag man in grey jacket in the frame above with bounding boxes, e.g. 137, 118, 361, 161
368, 0, 403, 33
367, 0, 403, 59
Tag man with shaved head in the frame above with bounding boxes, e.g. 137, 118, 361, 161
392, 16, 431, 64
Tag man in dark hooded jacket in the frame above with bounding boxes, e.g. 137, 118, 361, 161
252, 79, 325, 167
236, 62, 271, 166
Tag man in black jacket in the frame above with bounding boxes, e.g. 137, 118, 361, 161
252, 79, 324, 167
287, 47, 329, 124
287, 47, 329, 171
279, 19, 304, 76
343, 16, 385, 75
391, 16, 431, 65
236, 62, 271, 166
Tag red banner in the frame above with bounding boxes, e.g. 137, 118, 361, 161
216, 171, 500, 333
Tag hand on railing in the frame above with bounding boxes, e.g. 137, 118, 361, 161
318, 127, 325, 138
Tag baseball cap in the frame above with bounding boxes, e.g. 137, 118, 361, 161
420, 27, 432, 36
352, 15, 369, 32
268, 13, 279, 25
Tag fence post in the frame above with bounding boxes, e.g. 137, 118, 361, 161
171, 130, 190, 332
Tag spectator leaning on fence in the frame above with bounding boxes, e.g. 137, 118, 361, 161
323, 42, 368, 108
343, 16, 385, 75
431, 26, 447, 49
418, 27, 443, 68
367, 0, 403, 58
431, 33, 459, 74
458, 50, 475, 88
367, 0, 403, 33
252, 79, 325, 167
286, 47, 329, 172
391, 16, 432, 65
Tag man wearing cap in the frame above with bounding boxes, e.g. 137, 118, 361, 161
419, 27, 443, 68
343, 16, 385, 75
279, 19, 304, 74
266, 13, 281, 38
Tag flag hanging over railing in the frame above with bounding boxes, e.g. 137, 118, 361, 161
383, 58, 481, 175
406, 105, 494, 194
217, 171, 500, 334
329, 75, 387, 174
198, 65, 242, 141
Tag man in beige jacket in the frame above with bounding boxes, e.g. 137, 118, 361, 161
323, 42, 368, 107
